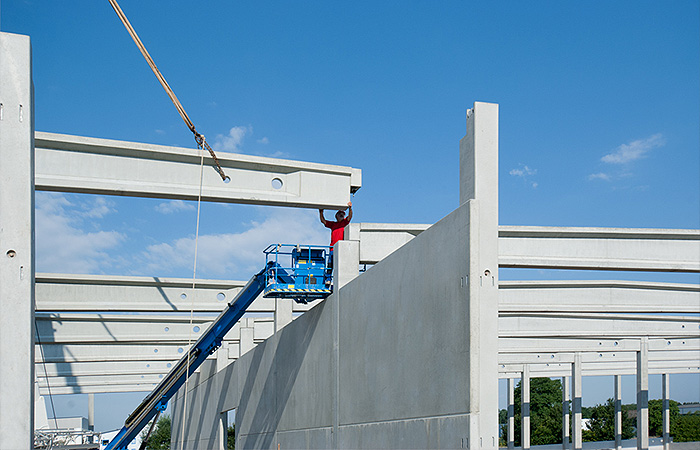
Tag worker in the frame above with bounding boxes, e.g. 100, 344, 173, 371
319, 201, 353, 249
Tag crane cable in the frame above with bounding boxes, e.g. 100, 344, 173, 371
107, 0, 230, 182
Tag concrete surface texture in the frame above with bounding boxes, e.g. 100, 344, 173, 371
170, 102, 501, 449
0, 31, 35, 450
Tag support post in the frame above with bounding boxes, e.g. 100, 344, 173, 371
461, 102, 500, 449
637, 338, 649, 450
522, 366, 530, 450
332, 240, 360, 290
615, 375, 622, 450
274, 298, 292, 332
507, 378, 515, 449
572, 354, 582, 450
88, 393, 95, 431
562, 376, 570, 450
240, 319, 254, 356
0, 32, 35, 450
662, 373, 670, 450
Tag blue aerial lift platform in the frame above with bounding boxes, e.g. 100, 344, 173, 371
105, 244, 332, 450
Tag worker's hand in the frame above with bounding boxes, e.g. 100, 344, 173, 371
347, 201, 352, 208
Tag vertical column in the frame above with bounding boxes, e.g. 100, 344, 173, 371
216, 341, 230, 372
274, 298, 293, 332
562, 376, 570, 450
333, 240, 359, 290
522, 366, 531, 450
572, 354, 583, 450
507, 378, 515, 449
615, 375, 622, 450
217, 412, 227, 450
88, 394, 95, 431
460, 102, 500, 449
637, 338, 649, 450
240, 319, 255, 356
662, 374, 670, 450
0, 32, 35, 450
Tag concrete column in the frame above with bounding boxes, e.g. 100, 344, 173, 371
274, 298, 293, 332
637, 338, 649, 450
662, 374, 670, 450
216, 341, 229, 372
572, 354, 582, 450
562, 376, 570, 450
0, 32, 35, 450
522, 366, 531, 450
507, 378, 515, 449
240, 319, 255, 356
332, 240, 359, 290
218, 412, 227, 450
88, 393, 95, 431
615, 375, 622, 450
460, 102, 500, 449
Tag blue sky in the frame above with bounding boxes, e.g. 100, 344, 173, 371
3, 0, 699, 432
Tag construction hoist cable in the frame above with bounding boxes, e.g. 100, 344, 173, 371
107, 0, 230, 182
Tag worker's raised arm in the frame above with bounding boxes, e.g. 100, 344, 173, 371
346, 202, 353, 222
318, 209, 328, 226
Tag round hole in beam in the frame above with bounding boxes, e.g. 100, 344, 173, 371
217, 292, 226, 301
271, 178, 283, 189
193, 326, 201, 333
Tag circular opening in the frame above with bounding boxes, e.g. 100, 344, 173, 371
146, 364, 150, 368
164, 327, 170, 332
154, 348, 159, 353
178, 348, 184, 354
158, 374, 163, 379
217, 292, 226, 301
6, 250, 16, 258
224, 176, 231, 184
271, 178, 283, 189
167, 363, 172, 368
180, 293, 187, 300
193, 326, 201, 333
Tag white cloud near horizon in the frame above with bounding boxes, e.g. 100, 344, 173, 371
213, 125, 252, 152
601, 133, 665, 164
35, 193, 124, 274
140, 208, 328, 279
588, 172, 612, 181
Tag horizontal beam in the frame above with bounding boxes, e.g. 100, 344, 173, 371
351, 223, 700, 271
499, 313, 700, 338
499, 364, 700, 378
499, 337, 700, 353
35, 313, 274, 344
39, 384, 155, 396
499, 280, 700, 314
499, 350, 700, 365
35, 132, 361, 208
500, 226, 700, 272
35, 273, 314, 313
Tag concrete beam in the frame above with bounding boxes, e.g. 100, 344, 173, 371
499, 337, 700, 353
35, 273, 314, 313
499, 313, 700, 338
34, 132, 361, 208
499, 280, 700, 314
39, 385, 154, 396
0, 31, 35, 450
351, 223, 700, 272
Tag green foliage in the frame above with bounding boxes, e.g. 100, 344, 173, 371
582, 399, 635, 442
648, 399, 679, 437
672, 412, 700, 442
227, 424, 235, 449
508, 377, 563, 446
140, 415, 171, 450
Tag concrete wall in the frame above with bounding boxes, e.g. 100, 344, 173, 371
172, 201, 482, 449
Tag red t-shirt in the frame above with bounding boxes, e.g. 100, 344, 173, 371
325, 218, 350, 247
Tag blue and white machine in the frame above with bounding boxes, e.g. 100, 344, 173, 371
262, 244, 332, 303
105, 244, 332, 450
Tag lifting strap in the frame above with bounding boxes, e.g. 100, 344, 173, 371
107, 0, 230, 182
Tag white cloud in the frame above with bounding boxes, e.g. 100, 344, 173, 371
588, 172, 612, 181
35, 193, 124, 274
155, 200, 195, 214
140, 209, 328, 279
257, 137, 270, 144
509, 165, 538, 188
213, 125, 252, 152
601, 134, 665, 164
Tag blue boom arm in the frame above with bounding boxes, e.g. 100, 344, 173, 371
106, 263, 279, 450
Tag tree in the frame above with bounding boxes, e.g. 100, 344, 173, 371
227, 424, 235, 450
648, 399, 679, 437
582, 398, 635, 442
509, 377, 563, 446
140, 415, 171, 450
672, 412, 700, 443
